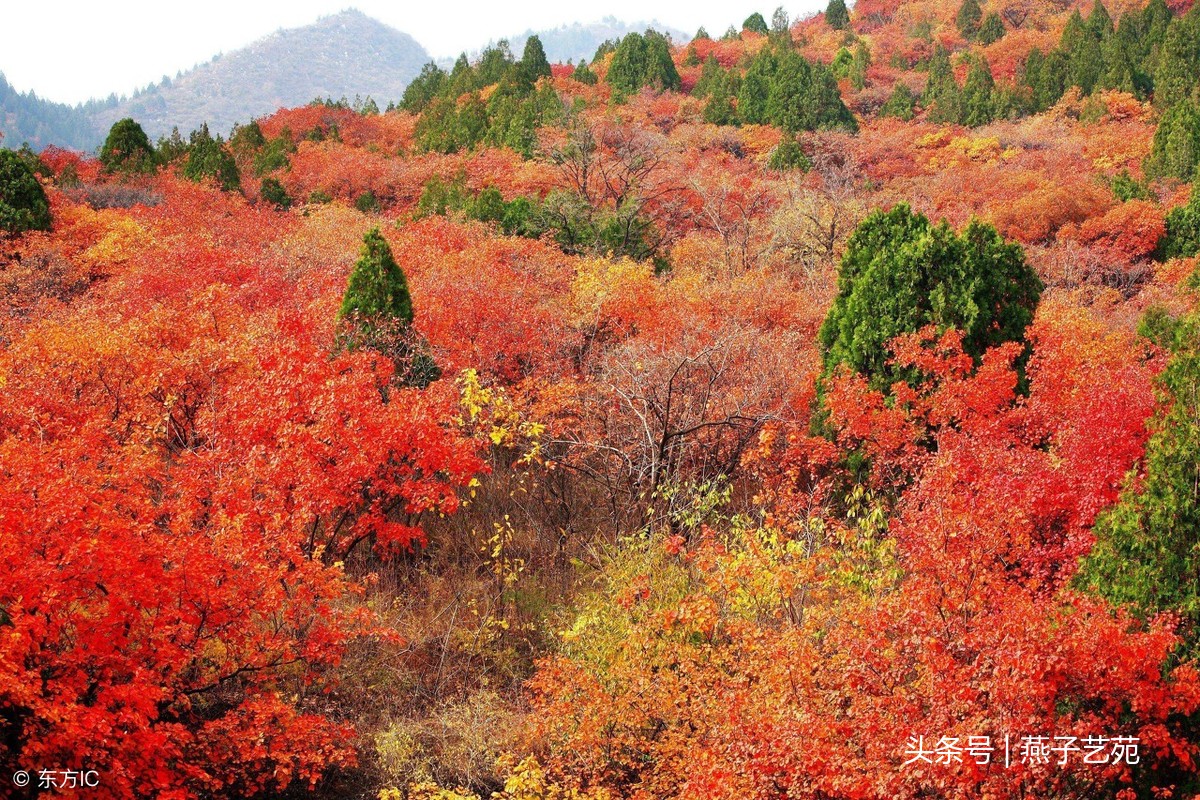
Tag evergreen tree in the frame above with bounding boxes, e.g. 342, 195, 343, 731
961, 57, 997, 126
607, 32, 649, 96
644, 30, 682, 92
1153, 9, 1200, 110
339, 228, 414, 326
825, 0, 850, 31
737, 50, 776, 124
156, 127, 188, 165
743, 12, 769, 35
520, 35, 553, 83
768, 52, 857, 133
181, 124, 241, 192
454, 93, 490, 151
880, 82, 917, 120
100, 118, 157, 175
832, 48, 855, 80
767, 136, 811, 171
477, 41, 515, 87
446, 54, 477, 98
703, 69, 738, 126
924, 48, 962, 124
1023, 48, 1068, 111
1161, 188, 1200, 259
1087, 0, 1114, 40
0, 148, 51, 237
956, 0, 983, 40
1145, 100, 1200, 181
1062, 10, 1105, 94
819, 204, 1043, 392
401, 63, 448, 113
978, 13, 1006, 45
259, 177, 291, 210
1077, 310, 1200, 652
694, 55, 723, 97
573, 60, 598, 85
229, 121, 266, 159
850, 41, 871, 90
694, 26, 711, 41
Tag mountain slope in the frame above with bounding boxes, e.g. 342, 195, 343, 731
91, 9, 430, 143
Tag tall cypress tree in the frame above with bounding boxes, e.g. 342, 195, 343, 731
1153, 9, 1200, 110
1145, 100, 1200, 181
961, 57, 996, 126
339, 228, 414, 325
978, 13, 1006, 45
520, 35, 553, 83
825, 0, 850, 31
956, 0, 983, 40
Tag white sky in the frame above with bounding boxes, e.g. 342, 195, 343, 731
1, 1, 826, 106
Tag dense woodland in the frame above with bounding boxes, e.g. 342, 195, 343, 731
4, 0, 1200, 798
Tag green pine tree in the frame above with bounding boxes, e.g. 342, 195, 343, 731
1161, 188, 1200, 259
181, 124, 241, 192
521, 35, 553, 83
880, 82, 917, 121
978, 13, 1006, 45
743, 12, 769, 35
340, 228, 414, 325
961, 57, 997, 126
100, 118, 157, 175
956, 0, 983, 40
1077, 309, 1200, 653
1145, 100, 1200, 181
0, 148, 52, 237
819, 204, 1042, 392
825, 0, 850, 31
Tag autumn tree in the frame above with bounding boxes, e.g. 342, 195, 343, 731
818, 204, 1043, 392
0, 148, 51, 236
100, 117, 157, 175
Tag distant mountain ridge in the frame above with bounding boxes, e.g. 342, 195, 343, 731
490, 17, 690, 66
0, 10, 692, 153
1, 9, 430, 151
92, 10, 430, 142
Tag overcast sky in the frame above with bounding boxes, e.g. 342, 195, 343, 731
2, 1, 827, 106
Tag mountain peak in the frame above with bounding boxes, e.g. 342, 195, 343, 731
89, 12, 430, 141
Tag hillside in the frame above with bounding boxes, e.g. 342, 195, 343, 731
92, 9, 429, 141
4, 0, 1200, 799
